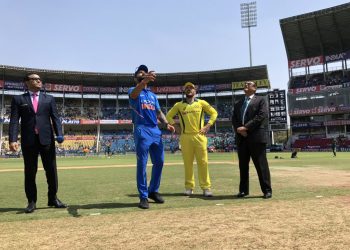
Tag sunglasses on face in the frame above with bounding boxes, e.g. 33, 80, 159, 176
27, 78, 41, 81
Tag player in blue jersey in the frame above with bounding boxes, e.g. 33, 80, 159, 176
129, 65, 175, 209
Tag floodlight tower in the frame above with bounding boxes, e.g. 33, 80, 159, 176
240, 1, 257, 67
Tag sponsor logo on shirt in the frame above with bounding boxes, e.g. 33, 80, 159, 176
141, 99, 156, 110
142, 103, 156, 110
181, 110, 201, 115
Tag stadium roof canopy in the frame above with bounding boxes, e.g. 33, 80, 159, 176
0, 64, 268, 87
280, 3, 350, 61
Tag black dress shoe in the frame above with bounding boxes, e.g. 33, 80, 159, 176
148, 192, 164, 203
236, 192, 249, 198
263, 192, 272, 199
25, 201, 36, 213
48, 198, 68, 208
138, 198, 149, 209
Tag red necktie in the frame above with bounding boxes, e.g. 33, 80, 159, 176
33, 93, 38, 113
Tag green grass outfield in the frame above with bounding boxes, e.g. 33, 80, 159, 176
0, 151, 349, 222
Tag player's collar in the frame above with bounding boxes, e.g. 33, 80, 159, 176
183, 98, 198, 104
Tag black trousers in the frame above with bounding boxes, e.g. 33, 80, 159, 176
21, 135, 58, 203
237, 139, 272, 194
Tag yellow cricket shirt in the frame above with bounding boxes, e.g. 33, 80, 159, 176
166, 99, 218, 134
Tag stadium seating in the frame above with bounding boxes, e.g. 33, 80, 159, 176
292, 137, 350, 151
289, 70, 350, 89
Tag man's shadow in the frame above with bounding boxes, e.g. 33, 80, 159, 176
67, 202, 139, 217
0, 207, 68, 214
1, 202, 139, 216
127, 193, 185, 198
128, 193, 263, 200
0, 207, 25, 214
192, 194, 263, 200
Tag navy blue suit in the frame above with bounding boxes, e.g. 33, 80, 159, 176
232, 95, 272, 195
9, 92, 63, 203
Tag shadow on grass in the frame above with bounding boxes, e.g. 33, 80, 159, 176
127, 192, 185, 198
67, 202, 139, 217
0, 206, 70, 214
189, 194, 263, 200
128, 193, 265, 200
0, 207, 24, 213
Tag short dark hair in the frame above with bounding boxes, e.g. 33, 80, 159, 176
245, 81, 256, 87
24, 72, 40, 81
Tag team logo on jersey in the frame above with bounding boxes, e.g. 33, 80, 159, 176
141, 99, 156, 110
142, 103, 156, 110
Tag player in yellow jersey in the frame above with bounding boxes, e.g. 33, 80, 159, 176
166, 82, 218, 197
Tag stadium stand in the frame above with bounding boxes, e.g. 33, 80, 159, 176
280, 3, 350, 151
0, 65, 271, 156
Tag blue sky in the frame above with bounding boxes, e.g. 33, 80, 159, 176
0, 0, 348, 89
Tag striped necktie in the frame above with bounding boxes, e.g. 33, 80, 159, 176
241, 97, 250, 123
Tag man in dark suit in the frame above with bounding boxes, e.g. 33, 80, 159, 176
9, 73, 67, 213
232, 81, 272, 199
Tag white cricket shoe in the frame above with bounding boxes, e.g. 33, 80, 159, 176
203, 189, 213, 197
184, 189, 193, 196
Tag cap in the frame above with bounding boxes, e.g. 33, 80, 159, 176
134, 65, 148, 77
183, 82, 195, 89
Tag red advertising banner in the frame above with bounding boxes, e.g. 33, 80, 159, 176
325, 50, 350, 62
82, 86, 117, 94
80, 119, 132, 125
99, 120, 114, 124
45, 83, 82, 92
320, 85, 342, 91
79, 119, 98, 124
338, 105, 350, 112
118, 86, 130, 93
0, 80, 4, 88
288, 55, 324, 68
83, 86, 99, 93
288, 84, 343, 94
288, 85, 323, 94
100, 87, 116, 94
216, 83, 231, 91
151, 86, 183, 94
324, 120, 350, 126
116, 120, 132, 124
290, 106, 337, 116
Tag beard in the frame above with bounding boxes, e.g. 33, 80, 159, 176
136, 76, 144, 82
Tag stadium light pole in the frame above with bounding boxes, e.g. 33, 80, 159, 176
0, 71, 4, 155
240, 1, 257, 67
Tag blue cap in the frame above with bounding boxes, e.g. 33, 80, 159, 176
134, 65, 148, 77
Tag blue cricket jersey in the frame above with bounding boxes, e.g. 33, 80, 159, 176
128, 87, 160, 126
